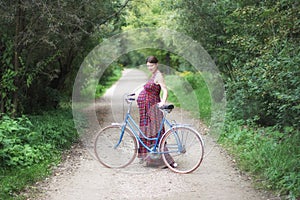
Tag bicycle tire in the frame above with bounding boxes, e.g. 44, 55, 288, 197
94, 124, 137, 168
160, 126, 204, 174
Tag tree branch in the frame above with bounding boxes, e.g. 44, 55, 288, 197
99, 0, 131, 25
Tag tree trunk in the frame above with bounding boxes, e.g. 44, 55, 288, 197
12, 0, 25, 116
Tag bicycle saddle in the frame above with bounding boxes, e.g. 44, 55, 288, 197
159, 104, 174, 110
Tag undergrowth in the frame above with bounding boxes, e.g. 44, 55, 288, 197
0, 65, 122, 199
0, 109, 78, 199
166, 71, 211, 124
219, 116, 300, 199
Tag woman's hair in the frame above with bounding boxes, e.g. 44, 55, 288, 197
146, 56, 158, 64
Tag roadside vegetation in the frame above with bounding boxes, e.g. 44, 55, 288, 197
0, 109, 77, 199
220, 118, 299, 199
166, 72, 211, 124
0, 0, 298, 199
0, 67, 122, 199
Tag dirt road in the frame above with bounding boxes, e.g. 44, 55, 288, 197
35, 69, 273, 200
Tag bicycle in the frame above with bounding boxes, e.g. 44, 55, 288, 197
94, 93, 204, 174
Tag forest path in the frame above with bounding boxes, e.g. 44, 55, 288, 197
36, 69, 272, 200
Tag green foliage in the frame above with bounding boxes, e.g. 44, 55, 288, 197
124, 0, 177, 30
0, 159, 59, 200
0, 110, 77, 169
166, 71, 211, 123
219, 116, 300, 199
96, 64, 123, 98
222, 1, 300, 128
120, 0, 191, 71
28, 110, 79, 150
0, 0, 127, 115
170, 1, 299, 198
0, 115, 51, 168
226, 44, 300, 127
80, 63, 123, 99
173, 0, 300, 129
0, 109, 78, 199
0, 35, 16, 115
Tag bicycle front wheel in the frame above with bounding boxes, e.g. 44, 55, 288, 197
160, 126, 204, 174
94, 124, 137, 168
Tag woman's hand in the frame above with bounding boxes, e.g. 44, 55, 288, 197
157, 102, 165, 108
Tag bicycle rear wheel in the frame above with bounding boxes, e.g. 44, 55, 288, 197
94, 124, 137, 168
160, 126, 204, 174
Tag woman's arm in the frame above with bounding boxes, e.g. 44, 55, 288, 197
155, 71, 168, 107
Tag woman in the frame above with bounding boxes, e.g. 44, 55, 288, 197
137, 56, 176, 168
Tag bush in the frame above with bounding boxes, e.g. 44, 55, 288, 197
219, 116, 300, 199
0, 108, 78, 199
166, 71, 211, 123
0, 115, 53, 168
226, 42, 300, 128
214, 1, 300, 129
28, 109, 78, 150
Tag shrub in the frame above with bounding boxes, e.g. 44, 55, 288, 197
180, 71, 212, 122
28, 109, 78, 150
0, 108, 78, 199
226, 43, 300, 129
220, 115, 300, 199
0, 115, 53, 168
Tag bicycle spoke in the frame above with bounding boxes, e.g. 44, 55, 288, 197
94, 125, 137, 168
160, 126, 204, 174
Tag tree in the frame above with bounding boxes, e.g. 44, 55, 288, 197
172, 0, 300, 128
119, 0, 185, 69
0, 0, 130, 115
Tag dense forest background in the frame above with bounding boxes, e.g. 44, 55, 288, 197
0, 0, 299, 199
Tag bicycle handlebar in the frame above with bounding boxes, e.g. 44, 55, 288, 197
127, 93, 135, 97
125, 93, 136, 103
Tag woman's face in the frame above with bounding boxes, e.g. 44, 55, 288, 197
147, 62, 158, 74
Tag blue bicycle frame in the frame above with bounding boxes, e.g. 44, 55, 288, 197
114, 105, 180, 154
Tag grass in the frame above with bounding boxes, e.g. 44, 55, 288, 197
165, 72, 211, 124
0, 158, 60, 200
0, 108, 76, 199
219, 118, 300, 199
